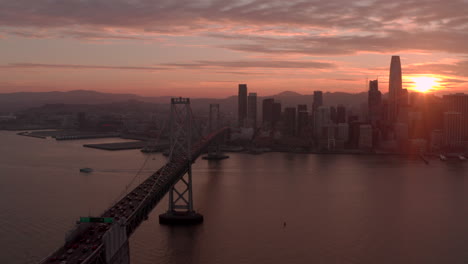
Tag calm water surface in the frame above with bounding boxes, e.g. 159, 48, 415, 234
1, 130, 467, 264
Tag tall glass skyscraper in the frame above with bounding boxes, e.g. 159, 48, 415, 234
388, 56, 402, 123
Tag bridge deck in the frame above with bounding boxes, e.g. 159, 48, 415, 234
40, 127, 228, 264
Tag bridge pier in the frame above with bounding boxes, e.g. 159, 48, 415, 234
202, 103, 229, 160
202, 145, 229, 160
159, 166, 203, 225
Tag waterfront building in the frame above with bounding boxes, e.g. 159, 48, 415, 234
314, 106, 331, 139
283, 107, 296, 136
330, 106, 337, 124
312, 91, 323, 112
247, 93, 257, 128
443, 93, 468, 141
337, 105, 346, 123
262, 98, 274, 127
297, 105, 308, 137
430, 129, 443, 152
368, 79, 382, 126
359, 124, 373, 149
443, 111, 463, 148
395, 122, 409, 142
238, 84, 248, 127
272, 102, 282, 127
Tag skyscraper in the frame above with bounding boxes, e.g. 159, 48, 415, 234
337, 105, 346, 123
330, 106, 337, 124
262, 98, 274, 127
283, 107, 296, 136
443, 93, 468, 141
297, 104, 307, 112
272, 102, 282, 127
314, 106, 330, 139
388, 56, 403, 123
368, 79, 382, 126
312, 91, 323, 112
247, 93, 257, 128
443, 112, 463, 148
238, 84, 248, 127
359, 124, 373, 149
297, 105, 308, 138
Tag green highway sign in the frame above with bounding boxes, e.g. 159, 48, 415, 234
80, 217, 114, 223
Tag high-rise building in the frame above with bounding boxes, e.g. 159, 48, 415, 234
394, 122, 409, 142
297, 105, 308, 137
388, 56, 403, 123
443, 111, 463, 148
314, 106, 330, 139
272, 102, 282, 127
78, 112, 87, 130
262, 98, 274, 127
368, 79, 382, 126
312, 91, 323, 112
443, 93, 468, 141
238, 84, 248, 127
359, 124, 373, 149
337, 105, 346, 123
430, 129, 443, 152
247, 93, 257, 128
297, 104, 307, 112
283, 107, 296, 136
337, 123, 349, 142
348, 122, 363, 149
330, 106, 337, 124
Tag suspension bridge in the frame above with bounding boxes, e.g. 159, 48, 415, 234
40, 98, 229, 264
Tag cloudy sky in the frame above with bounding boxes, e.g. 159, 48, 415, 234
1, 0, 468, 97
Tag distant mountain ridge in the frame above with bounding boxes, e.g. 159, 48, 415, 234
0, 90, 369, 113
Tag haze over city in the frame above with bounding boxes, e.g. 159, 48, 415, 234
1, 0, 468, 96
2, 1, 468, 264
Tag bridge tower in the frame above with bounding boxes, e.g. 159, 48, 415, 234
159, 97, 203, 225
203, 104, 229, 160
208, 103, 220, 132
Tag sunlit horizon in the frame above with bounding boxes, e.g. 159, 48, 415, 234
1, 0, 467, 96
407, 76, 441, 93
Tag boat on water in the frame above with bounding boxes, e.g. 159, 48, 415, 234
439, 154, 447, 161
80, 168, 93, 173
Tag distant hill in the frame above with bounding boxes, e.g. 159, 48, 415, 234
0, 90, 165, 112
0, 90, 370, 113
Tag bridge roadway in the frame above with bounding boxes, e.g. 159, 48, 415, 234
41, 127, 229, 264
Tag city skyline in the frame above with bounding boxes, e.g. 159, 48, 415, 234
1, 0, 468, 96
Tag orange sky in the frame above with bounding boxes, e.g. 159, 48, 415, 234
1, 0, 468, 97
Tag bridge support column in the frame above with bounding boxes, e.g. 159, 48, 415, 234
159, 97, 203, 225
159, 165, 203, 225
104, 219, 130, 264
202, 103, 229, 160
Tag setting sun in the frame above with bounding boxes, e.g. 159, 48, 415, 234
409, 76, 440, 93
